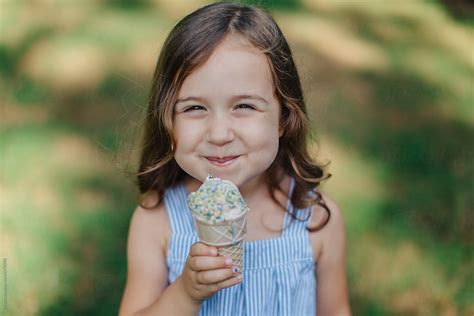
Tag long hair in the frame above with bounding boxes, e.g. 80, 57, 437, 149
137, 2, 332, 231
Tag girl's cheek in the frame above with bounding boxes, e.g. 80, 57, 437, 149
182, 129, 203, 144
241, 117, 279, 135
176, 119, 206, 135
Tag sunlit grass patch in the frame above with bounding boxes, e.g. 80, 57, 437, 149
349, 230, 470, 315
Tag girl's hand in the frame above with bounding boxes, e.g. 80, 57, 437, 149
178, 242, 242, 305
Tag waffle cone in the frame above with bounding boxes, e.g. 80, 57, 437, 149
193, 210, 247, 271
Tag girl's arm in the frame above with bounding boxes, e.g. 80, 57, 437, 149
311, 193, 351, 316
118, 202, 201, 316
118, 195, 241, 316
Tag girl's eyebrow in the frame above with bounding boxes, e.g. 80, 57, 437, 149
176, 94, 269, 104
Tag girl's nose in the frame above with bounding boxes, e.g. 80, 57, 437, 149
206, 114, 235, 145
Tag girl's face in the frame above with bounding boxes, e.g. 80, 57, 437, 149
173, 34, 282, 190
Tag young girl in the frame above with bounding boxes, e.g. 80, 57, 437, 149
119, 2, 350, 315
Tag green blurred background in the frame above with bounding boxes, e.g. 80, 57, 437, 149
1, 0, 473, 315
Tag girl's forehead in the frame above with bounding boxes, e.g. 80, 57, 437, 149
178, 34, 275, 99
217, 33, 261, 53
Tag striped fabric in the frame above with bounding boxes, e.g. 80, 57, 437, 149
164, 180, 317, 316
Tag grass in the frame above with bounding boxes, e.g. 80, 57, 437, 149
1, 0, 473, 315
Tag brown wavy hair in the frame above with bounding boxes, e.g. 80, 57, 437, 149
137, 2, 332, 231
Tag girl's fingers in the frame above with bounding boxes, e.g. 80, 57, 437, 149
196, 268, 237, 284
212, 274, 243, 291
189, 255, 233, 271
189, 242, 218, 257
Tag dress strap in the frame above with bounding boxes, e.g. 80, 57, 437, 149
163, 183, 197, 235
282, 179, 313, 236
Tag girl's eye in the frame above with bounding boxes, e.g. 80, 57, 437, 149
236, 103, 255, 110
184, 105, 205, 112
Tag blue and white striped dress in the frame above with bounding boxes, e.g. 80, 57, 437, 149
164, 180, 317, 315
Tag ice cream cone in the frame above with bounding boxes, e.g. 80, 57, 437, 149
193, 209, 247, 270
187, 175, 249, 272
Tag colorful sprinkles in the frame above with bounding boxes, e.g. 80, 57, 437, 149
187, 175, 249, 224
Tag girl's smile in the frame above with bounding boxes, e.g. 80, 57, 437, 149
204, 155, 241, 167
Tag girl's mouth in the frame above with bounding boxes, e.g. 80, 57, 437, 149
205, 156, 240, 166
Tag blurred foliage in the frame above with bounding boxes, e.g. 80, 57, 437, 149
1, 0, 473, 315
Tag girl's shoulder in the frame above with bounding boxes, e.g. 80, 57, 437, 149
120, 191, 171, 315
308, 192, 346, 263
130, 190, 171, 256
